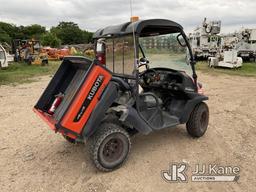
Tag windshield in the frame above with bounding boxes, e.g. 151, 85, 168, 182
139, 33, 192, 75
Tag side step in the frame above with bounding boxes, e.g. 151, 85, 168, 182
151, 111, 179, 130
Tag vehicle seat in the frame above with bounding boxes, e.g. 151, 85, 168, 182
138, 92, 163, 124
139, 92, 163, 108
111, 76, 131, 91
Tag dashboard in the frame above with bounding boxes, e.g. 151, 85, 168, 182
139, 68, 195, 92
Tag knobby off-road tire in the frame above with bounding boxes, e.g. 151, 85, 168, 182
88, 123, 131, 172
186, 102, 209, 137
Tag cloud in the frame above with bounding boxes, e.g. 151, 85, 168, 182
0, 0, 255, 33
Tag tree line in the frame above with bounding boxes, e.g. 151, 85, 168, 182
0, 21, 93, 48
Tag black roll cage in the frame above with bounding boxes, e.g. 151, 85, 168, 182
93, 19, 197, 90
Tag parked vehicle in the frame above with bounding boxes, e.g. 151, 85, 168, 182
34, 18, 209, 171
0, 44, 8, 68
236, 28, 256, 61
208, 50, 243, 68
42, 47, 70, 61
1, 42, 14, 62
189, 18, 221, 60
12, 39, 48, 65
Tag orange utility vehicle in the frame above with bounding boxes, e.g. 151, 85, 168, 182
34, 19, 209, 172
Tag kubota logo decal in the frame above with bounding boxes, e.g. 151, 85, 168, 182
87, 75, 104, 100
74, 75, 104, 122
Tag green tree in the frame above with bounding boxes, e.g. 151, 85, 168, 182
51, 21, 93, 44
0, 22, 46, 43
41, 32, 61, 47
21, 24, 46, 39
0, 21, 93, 46
0, 22, 17, 43
51, 22, 83, 44
0, 29, 11, 43
82, 30, 93, 43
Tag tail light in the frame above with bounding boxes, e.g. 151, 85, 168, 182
96, 40, 106, 65
96, 52, 106, 65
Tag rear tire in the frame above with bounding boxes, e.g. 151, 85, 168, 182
186, 102, 209, 137
88, 123, 131, 172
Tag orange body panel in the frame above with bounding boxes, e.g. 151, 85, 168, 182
33, 108, 77, 139
60, 65, 112, 134
42, 48, 70, 60
57, 49, 70, 59
33, 108, 56, 131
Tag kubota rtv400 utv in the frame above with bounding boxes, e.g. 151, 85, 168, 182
34, 18, 209, 171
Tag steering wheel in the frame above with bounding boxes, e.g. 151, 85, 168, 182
139, 68, 159, 85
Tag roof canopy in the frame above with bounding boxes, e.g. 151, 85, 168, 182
93, 19, 183, 39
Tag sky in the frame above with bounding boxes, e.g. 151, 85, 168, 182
0, 0, 255, 34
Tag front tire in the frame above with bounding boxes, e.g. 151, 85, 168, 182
186, 102, 209, 137
88, 123, 131, 172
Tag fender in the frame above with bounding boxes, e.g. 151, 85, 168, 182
179, 94, 208, 123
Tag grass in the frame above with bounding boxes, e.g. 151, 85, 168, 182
0, 59, 255, 86
196, 61, 256, 77
0, 61, 61, 85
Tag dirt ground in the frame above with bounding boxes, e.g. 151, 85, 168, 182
0, 72, 256, 192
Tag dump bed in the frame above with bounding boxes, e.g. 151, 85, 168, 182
34, 56, 112, 139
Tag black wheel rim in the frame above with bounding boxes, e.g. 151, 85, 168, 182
98, 132, 129, 169
102, 138, 124, 163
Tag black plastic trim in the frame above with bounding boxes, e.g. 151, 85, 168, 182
124, 106, 153, 135
55, 123, 80, 137
82, 82, 118, 138
179, 94, 208, 123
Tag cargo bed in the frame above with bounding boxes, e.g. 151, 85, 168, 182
34, 56, 92, 137
34, 56, 112, 139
